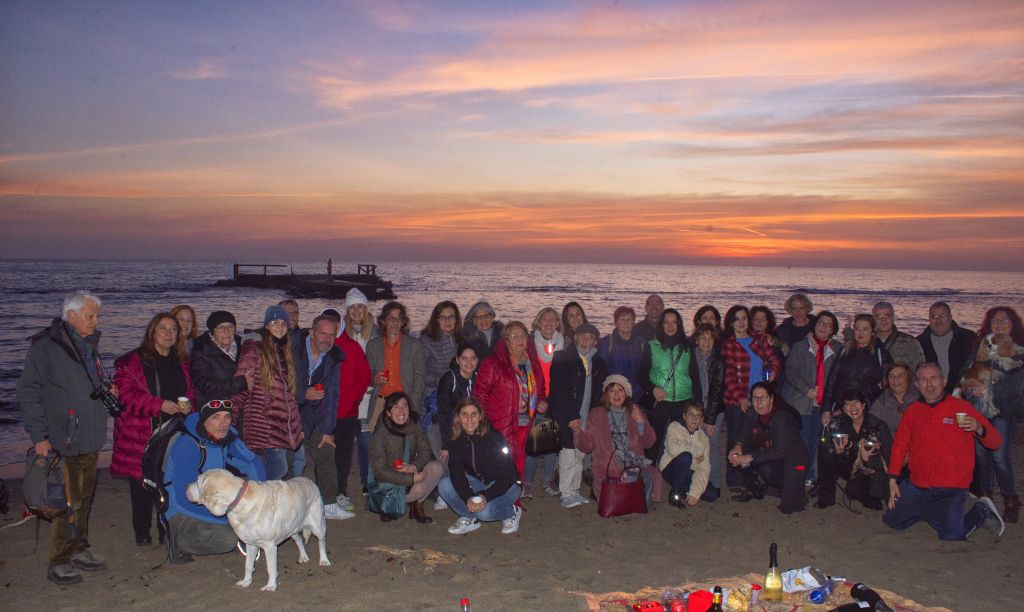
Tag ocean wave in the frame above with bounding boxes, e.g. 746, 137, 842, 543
784, 287, 997, 297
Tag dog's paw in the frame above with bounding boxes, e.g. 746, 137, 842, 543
236, 578, 252, 588
297, 554, 310, 564
260, 583, 278, 592
320, 558, 331, 567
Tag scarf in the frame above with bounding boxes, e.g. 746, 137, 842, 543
609, 407, 648, 470
696, 350, 712, 406
533, 331, 564, 364
813, 336, 829, 404
514, 360, 539, 419
753, 406, 777, 450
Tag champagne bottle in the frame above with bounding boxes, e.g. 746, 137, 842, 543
709, 586, 724, 612
764, 542, 783, 601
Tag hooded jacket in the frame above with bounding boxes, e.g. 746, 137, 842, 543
331, 332, 372, 420
447, 428, 519, 503
164, 412, 265, 523
17, 319, 111, 456
437, 361, 476, 450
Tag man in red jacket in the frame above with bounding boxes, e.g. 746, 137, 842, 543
883, 363, 1004, 540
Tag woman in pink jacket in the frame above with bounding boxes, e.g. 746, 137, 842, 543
112, 312, 194, 546
575, 375, 658, 511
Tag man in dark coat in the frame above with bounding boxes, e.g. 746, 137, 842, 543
17, 291, 114, 585
917, 301, 978, 395
548, 323, 608, 508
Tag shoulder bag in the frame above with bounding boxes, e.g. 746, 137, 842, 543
365, 436, 411, 519
596, 448, 648, 518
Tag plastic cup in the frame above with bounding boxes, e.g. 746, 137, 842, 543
955, 412, 968, 427
177, 396, 191, 412
314, 383, 324, 391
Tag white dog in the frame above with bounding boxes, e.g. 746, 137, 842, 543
187, 469, 330, 591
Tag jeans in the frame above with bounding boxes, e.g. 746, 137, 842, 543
524, 452, 557, 486
708, 413, 725, 489
290, 444, 307, 478
260, 448, 289, 480
357, 423, 371, 489
883, 481, 989, 541
50, 452, 99, 566
660, 453, 720, 502
438, 475, 520, 522
422, 391, 438, 428
645, 399, 688, 464
800, 411, 821, 481
975, 416, 1017, 496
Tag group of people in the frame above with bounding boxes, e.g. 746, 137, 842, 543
16, 288, 1022, 585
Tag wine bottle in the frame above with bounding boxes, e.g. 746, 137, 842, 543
709, 586, 724, 612
764, 542, 783, 601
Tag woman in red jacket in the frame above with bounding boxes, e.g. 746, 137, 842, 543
720, 305, 781, 489
112, 312, 194, 546
473, 321, 548, 476
331, 328, 372, 509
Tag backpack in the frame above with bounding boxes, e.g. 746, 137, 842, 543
22, 449, 70, 521
141, 414, 205, 514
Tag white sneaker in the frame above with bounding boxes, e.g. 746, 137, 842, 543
501, 506, 523, 535
447, 516, 481, 535
561, 495, 583, 509
433, 497, 449, 511
978, 496, 1006, 537
575, 494, 592, 505
324, 503, 355, 520
335, 494, 354, 511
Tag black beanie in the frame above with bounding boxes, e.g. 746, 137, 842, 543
206, 310, 236, 333
199, 400, 232, 426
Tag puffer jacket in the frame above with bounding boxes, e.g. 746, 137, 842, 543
189, 332, 246, 409
111, 350, 195, 481
332, 332, 372, 420
231, 336, 303, 452
597, 330, 647, 402
368, 412, 433, 487
822, 342, 892, 412
16, 319, 110, 456
420, 332, 459, 395
474, 338, 548, 450
782, 335, 844, 416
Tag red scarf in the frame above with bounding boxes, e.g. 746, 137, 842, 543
813, 336, 829, 405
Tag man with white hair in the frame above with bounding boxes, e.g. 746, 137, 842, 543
17, 291, 117, 585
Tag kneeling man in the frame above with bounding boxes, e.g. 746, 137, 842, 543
165, 400, 266, 562
884, 363, 1004, 540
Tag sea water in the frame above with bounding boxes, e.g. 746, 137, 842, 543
1, 258, 1021, 471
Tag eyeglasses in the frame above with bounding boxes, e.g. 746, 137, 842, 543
438, 314, 457, 322
929, 313, 950, 321
507, 334, 528, 341
384, 316, 403, 323
474, 313, 495, 320
992, 317, 1011, 325
204, 399, 233, 409
214, 323, 236, 331
751, 394, 771, 403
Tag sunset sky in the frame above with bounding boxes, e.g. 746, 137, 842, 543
1, 1, 1022, 270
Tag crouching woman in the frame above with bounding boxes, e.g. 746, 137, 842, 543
439, 398, 523, 535
727, 382, 808, 514
368, 392, 443, 523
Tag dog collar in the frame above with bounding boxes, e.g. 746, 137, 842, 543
226, 480, 248, 513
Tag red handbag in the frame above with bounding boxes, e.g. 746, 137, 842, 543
596, 452, 649, 518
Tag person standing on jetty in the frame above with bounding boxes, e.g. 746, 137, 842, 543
16, 290, 115, 585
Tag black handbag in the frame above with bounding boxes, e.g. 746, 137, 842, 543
526, 416, 560, 456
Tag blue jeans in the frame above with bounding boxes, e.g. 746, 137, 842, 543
439, 475, 520, 522
524, 452, 557, 486
661, 453, 720, 502
261, 448, 289, 480
290, 444, 307, 478
975, 416, 1017, 496
800, 411, 821, 481
422, 391, 438, 428
883, 480, 989, 541
357, 423, 371, 489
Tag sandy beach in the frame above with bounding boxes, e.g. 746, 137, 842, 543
2, 433, 1021, 612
